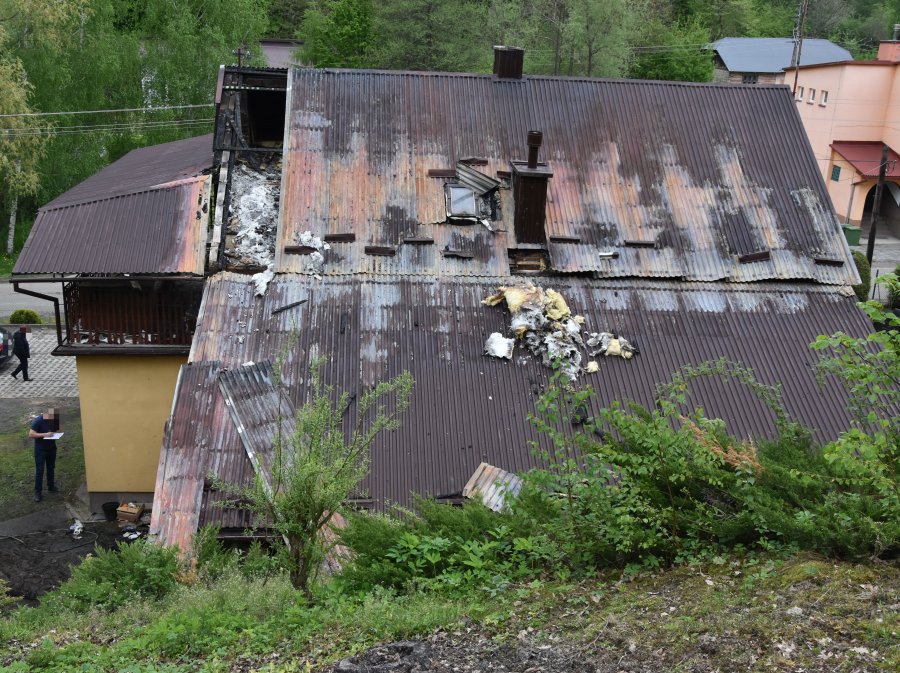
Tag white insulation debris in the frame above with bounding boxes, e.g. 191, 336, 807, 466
482, 284, 639, 379
230, 164, 279, 270
295, 230, 331, 274
252, 266, 275, 297
483, 332, 515, 359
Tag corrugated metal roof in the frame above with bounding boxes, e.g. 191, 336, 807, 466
218, 361, 297, 493
831, 141, 900, 179
463, 462, 523, 512
14, 176, 211, 275
277, 69, 854, 284
44, 134, 213, 209
711, 38, 853, 73
171, 271, 869, 512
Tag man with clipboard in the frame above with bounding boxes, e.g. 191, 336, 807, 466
29, 408, 62, 502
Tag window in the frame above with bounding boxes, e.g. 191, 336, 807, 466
820, 90, 829, 106
796, 86, 804, 101
831, 165, 841, 181
808, 88, 816, 104
742, 74, 758, 84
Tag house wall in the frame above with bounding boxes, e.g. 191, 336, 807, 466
77, 355, 185, 498
783, 62, 900, 221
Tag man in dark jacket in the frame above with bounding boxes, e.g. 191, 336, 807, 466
30, 408, 59, 502
10, 325, 31, 381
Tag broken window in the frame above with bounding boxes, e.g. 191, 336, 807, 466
443, 162, 501, 226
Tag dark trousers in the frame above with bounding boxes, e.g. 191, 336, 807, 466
34, 444, 56, 495
12, 356, 28, 380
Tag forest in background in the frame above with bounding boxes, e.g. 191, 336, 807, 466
1, 0, 899, 257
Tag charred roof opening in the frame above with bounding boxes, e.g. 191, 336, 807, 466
443, 162, 502, 226
246, 89, 286, 146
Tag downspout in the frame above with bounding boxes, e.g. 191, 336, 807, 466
12, 282, 63, 348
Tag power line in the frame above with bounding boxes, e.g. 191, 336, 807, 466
0, 103, 215, 119
2, 119, 213, 139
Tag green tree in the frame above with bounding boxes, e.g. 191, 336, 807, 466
565, 0, 633, 77
220, 356, 413, 602
630, 16, 714, 82
299, 0, 374, 68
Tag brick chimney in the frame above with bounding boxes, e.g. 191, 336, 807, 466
493, 46, 524, 79
511, 131, 553, 245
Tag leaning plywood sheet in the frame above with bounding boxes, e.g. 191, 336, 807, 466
218, 360, 296, 495
462, 462, 523, 512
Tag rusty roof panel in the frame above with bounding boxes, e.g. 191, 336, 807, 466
183, 272, 870, 509
15, 176, 211, 276
277, 70, 854, 284
219, 361, 297, 493
150, 361, 219, 552
463, 462, 523, 512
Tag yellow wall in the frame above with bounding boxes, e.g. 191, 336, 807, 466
76, 356, 185, 493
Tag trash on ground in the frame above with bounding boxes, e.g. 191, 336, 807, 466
69, 519, 83, 540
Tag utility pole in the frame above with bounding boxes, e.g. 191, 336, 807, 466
791, 0, 810, 97
865, 143, 890, 265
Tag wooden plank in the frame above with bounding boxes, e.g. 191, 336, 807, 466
442, 250, 474, 259
284, 245, 317, 255
459, 157, 489, 165
738, 250, 771, 264
813, 256, 845, 267
549, 235, 581, 243
403, 236, 434, 245
427, 168, 457, 178
624, 239, 655, 248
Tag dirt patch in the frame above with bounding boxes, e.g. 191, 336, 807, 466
0, 520, 122, 605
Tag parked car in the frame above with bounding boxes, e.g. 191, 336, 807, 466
0, 327, 12, 365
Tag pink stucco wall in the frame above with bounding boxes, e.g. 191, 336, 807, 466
780, 56, 900, 223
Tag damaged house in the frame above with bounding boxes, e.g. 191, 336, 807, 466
12, 50, 871, 551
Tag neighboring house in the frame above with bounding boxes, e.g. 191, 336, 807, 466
11, 136, 213, 508
709, 37, 852, 85
13, 48, 870, 552
780, 39, 900, 233
259, 39, 302, 68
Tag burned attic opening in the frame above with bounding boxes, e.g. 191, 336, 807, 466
442, 162, 502, 227
245, 89, 286, 147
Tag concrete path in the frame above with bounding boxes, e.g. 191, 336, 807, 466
0, 326, 78, 397
0, 505, 72, 537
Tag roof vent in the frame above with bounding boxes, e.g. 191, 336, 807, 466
493, 46, 524, 79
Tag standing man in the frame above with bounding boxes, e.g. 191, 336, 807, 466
29, 408, 59, 502
10, 325, 31, 381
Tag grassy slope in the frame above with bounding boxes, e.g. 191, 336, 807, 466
0, 554, 896, 672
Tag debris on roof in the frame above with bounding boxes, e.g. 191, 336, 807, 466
226, 161, 280, 272
586, 332, 639, 360
484, 332, 515, 359
293, 230, 331, 273
483, 284, 637, 379
463, 462, 523, 513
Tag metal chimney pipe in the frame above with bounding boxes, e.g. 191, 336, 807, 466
527, 131, 542, 168
894, 23, 900, 40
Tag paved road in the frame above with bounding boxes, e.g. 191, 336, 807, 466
0, 327, 78, 398
0, 280, 63, 321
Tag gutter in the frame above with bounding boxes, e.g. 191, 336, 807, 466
11, 281, 63, 348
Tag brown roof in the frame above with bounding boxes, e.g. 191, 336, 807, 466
278, 70, 854, 284
15, 176, 211, 275
831, 141, 900, 179
45, 134, 213, 208
14, 134, 214, 277
154, 271, 869, 532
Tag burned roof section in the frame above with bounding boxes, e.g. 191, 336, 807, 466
274, 69, 855, 284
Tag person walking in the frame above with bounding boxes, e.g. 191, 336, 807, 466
29, 408, 59, 502
10, 325, 31, 381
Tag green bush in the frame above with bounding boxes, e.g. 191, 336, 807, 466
52, 540, 180, 611
851, 251, 871, 302
888, 265, 900, 309
9, 308, 41, 324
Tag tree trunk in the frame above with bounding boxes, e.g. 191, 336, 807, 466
7, 191, 18, 256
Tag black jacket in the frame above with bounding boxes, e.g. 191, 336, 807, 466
12, 332, 29, 358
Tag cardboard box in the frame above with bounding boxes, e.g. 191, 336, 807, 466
116, 503, 144, 523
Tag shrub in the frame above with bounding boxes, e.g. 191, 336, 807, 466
9, 308, 41, 324
851, 251, 871, 302
52, 540, 180, 611
888, 264, 900, 309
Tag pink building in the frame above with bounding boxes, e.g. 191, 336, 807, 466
781, 39, 900, 234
